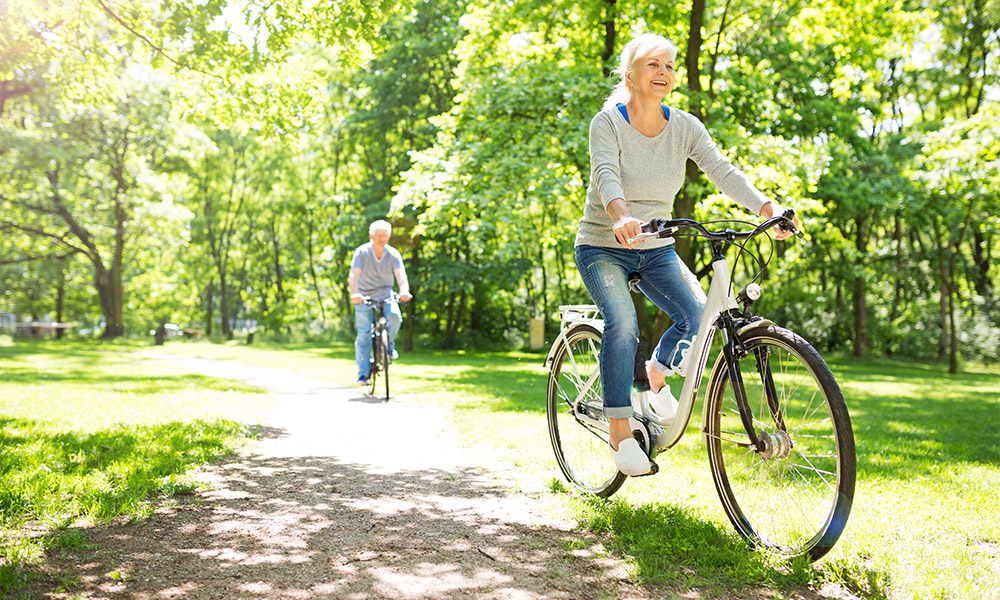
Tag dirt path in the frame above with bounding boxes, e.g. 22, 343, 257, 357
35, 356, 652, 600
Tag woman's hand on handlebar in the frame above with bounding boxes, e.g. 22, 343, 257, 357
760, 201, 800, 241
614, 215, 647, 248
606, 198, 646, 248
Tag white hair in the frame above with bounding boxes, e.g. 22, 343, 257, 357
602, 33, 679, 111
369, 220, 392, 236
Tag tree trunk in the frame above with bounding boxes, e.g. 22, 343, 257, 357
218, 270, 232, 339
404, 239, 419, 352
971, 227, 991, 296
443, 290, 467, 349
55, 257, 66, 340
674, 0, 707, 265
887, 214, 904, 355
833, 280, 845, 352
852, 273, 867, 358
632, 292, 654, 357
539, 245, 548, 321
852, 216, 868, 358
205, 279, 215, 336
948, 276, 958, 374
600, 0, 617, 77
935, 226, 949, 362
305, 206, 327, 323
687, 0, 706, 121
96, 265, 125, 339
268, 211, 286, 303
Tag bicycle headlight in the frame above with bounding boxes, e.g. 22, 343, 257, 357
739, 283, 762, 304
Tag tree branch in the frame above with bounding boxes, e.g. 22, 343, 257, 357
0, 249, 80, 266
7, 197, 60, 216
0, 80, 36, 118
89, 0, 218, 79
0, 222, 91, 257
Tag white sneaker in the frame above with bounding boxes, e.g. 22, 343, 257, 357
647, 383, 678, 420
609, 438, 655, 476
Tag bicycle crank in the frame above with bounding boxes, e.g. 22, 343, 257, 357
628, 415, 662, 476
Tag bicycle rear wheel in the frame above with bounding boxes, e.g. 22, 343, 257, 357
546, 324, 625, 497
380, 329, 390, 400
705, 325, 855, 561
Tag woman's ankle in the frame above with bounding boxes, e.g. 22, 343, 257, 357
608, 418, 631, 450
646, 362, 666, 393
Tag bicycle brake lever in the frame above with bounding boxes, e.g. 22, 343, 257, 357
626, 232, 659, 245
627, 219, 677, 245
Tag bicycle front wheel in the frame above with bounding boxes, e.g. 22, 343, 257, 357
705, 325, 855, 561
380, 329, 390, 400
368, 334, 381, 397
546, 324, 625, 497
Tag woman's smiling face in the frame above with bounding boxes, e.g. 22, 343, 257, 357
629, 52, 676, 100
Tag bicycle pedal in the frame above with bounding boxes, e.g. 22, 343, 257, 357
636, 461, 659, 477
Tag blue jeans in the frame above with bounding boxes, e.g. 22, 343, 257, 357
576, 244, 705, 419
355, 300, 403, 380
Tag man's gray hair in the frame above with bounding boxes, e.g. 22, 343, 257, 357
369, 220, 392, 236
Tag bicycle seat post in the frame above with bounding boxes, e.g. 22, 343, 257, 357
632, 342, 650, 392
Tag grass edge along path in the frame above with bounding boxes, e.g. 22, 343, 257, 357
0, 340, 272, 598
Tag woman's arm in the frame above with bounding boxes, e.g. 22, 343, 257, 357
687, 118, 768, 216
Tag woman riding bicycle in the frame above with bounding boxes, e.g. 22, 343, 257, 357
576, 32, 799, 476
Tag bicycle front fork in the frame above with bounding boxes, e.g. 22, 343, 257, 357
720, 321, 787, 452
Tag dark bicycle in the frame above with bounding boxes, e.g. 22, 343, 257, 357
361, 294, 397, 401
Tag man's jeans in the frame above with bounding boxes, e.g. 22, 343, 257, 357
576, 244, 705, 419
355, 300, 403, 380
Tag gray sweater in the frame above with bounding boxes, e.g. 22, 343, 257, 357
576, 105, 769, 249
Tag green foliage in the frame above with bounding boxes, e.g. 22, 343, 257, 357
2, 0, 998, 365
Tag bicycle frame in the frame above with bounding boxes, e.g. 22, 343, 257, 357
548, 248, 773, 452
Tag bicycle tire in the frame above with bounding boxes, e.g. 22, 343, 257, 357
546, 324, 626, 497
705, 325, 855, 561
380, 329, 390, 400
368, 332, 381, 397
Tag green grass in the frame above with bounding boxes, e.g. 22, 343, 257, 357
0, 340, 274, 598
2, 337, 998, 599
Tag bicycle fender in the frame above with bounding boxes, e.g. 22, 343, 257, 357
543, 322, 604, 368
737, 318, 773, 337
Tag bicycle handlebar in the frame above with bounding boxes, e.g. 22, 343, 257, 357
626, 209, 803, 246
360, 292, 405, 306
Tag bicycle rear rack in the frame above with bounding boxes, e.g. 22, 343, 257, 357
558, 304, 602, 328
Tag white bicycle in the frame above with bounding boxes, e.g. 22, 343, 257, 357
544, 212, 856, 561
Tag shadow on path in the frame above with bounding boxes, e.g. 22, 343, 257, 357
38, 452, 640, 600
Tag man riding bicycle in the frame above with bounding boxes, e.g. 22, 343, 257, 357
349, 220, 412, 386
